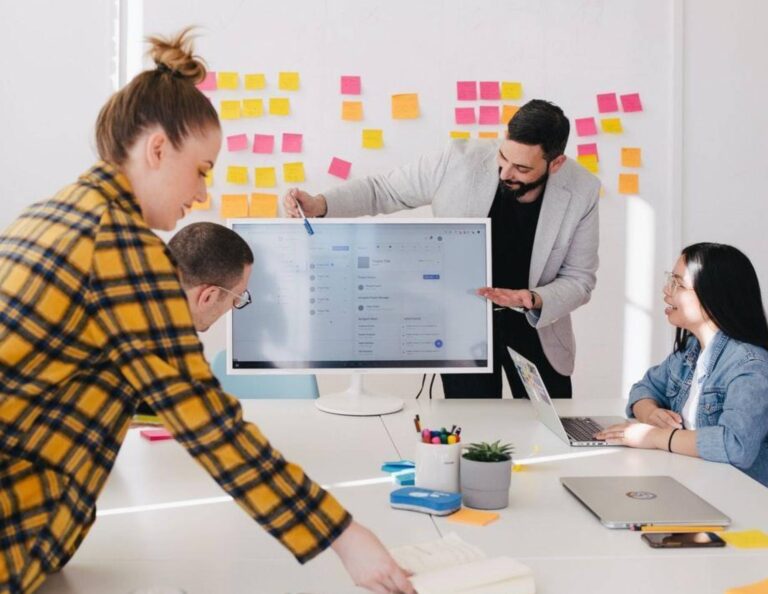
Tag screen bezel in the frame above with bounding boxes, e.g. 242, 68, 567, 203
225, 217, 493, 375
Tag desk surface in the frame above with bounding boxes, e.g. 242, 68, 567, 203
39, 399, 768, 594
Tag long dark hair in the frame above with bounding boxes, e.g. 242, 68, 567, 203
674, 243, 768, 352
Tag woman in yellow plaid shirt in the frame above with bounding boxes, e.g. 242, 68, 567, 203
0, 28, 414, 594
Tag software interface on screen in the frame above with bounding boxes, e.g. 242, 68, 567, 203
230, 220, 490, 370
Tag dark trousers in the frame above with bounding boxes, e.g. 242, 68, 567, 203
442, 311, 572, 399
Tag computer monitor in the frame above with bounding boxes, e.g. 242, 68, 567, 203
227, 218, 492, 415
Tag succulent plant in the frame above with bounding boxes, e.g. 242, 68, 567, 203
461, 440, 514, 462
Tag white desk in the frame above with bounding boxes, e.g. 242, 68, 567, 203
39, 399, 768, 594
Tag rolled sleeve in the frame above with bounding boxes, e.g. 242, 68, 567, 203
626, 356, 676, 418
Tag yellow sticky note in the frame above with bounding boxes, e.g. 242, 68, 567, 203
220, 194, 249, 218
618, 173, 639, 194
512, 463, 527, 472
269, 97, 291, 116
191, 193, 211, 211
254, 167, 277, 188
501, 104, 519, 125
601, 117, 623, 133
721, 530, 768, 549
250, 193, 279, 217
244, 73, 266, 90
242, 98, 264, 118
204, 170, 213, 187
621, 147, 642, 168
726, 578, 768, 594
447, 508, 500, 526
577, 154, 599, 174
220, 100, 241, 120
362, 129, 383, 149
391, 93, 420, 119
226, 166, 248, 185
342, 101, 364, 121
283, 162, 305, 183
278, 71, 300, 91
217, 72, 239, 90
450, 131, 470, 139
478, 131, 499, 139
500, 81, 523, 100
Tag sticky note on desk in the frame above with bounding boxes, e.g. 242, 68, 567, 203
447, 508, 500, 526
726, 578, 768, 594
140, 428, 172, 442
392, 93, 420, 119
721, 530, 768, 549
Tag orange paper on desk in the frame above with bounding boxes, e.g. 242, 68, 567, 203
721, 530, 768, 549
726, 578, 768, 594
447, 508, 500, 526
250, 193, 278, 217
220, 194, 248, 218
618, 173, 639, 194
392, 93, 420, 119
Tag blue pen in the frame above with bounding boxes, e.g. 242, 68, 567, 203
294, 198, 314, 236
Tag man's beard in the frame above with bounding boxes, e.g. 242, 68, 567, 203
500, 171, 548, 201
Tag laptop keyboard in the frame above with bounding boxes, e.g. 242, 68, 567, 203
561, 417, 604, 442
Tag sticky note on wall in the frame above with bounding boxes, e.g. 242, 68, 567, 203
281, 133, 303, 153
220, 100, 241, 120
283, 162, 305, 183
217, 72, 239, 90
577, 154, 599, 174
479, 81, 500, 100
478, 131, 498, 139
575, 117, 598, 136
252, 134, 275, 154
597, 92, 619, 113
578, 143, 599, 159
342, 101, 364, 121
269, 98, 291, 116
620, 93, 643, 112
191, 193, 212, 211
244, 73, 266, 90
501, 104, 519, 125
278, 71, 300, 91
242, 99, 264, 118
362, 129, 384, 149
220, 194, 249, 218
478, 106, 500, 125
500, 81, 523, 100
455, 107, 475, 125
618, 173, 639, 194
250, 193, 279, 217
601, 118, 623, 133
226, 166, 248, 185
196, 72, 217, 91
456, 81, 477, 101
450, 131, 471, 139
621, 147, 642, 167
254, 167, 277, 188
392, 93, 420, 119
341, 75, 361, 95
328, 157, 351, 180
227, 134, 248, 152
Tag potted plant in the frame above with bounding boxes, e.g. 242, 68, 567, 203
460, 440, 514, 509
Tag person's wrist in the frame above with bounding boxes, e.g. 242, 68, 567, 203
318, 194, 328, 218
529, 290, 541, 309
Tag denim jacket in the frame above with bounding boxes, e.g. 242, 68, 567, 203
627, 331, 768, 487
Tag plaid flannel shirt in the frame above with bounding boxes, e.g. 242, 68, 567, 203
0, 163, 351, 594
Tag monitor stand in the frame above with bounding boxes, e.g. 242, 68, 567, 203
315, 374, 404, 416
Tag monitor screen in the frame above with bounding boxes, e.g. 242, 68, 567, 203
227, 218, 492, 374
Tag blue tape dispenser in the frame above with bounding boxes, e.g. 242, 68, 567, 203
390, 486, 462, 515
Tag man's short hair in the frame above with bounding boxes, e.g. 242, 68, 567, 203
168, 222, 254, 289
507, 99, 570, 161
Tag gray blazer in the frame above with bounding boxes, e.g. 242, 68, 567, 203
324, 140, 600, 375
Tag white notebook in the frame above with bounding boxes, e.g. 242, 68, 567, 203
390, 533, 535, 594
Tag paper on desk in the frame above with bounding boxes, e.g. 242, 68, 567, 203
720, 530, 768, 549
447, 508, 499, 526
726, 578, 768, 594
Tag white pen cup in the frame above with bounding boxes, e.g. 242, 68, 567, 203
415, 441, 461, 493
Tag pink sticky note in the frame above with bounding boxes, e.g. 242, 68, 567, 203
620, 93, 643, 112
252, 134, 275, 154
328, 157, 352, 180
227, 134, 248, 152
478, 105, 500, 125
196, 71, 217, 91
281, 133, 303, 153
479, 81, 500, 100
341, 75, 361, 95
577, 143, 598, 159
457, 81, 477, 101
455, 107, 476, 125
575, 117, 598, 136
597, 93, 619, 113
140, 428, 172, 442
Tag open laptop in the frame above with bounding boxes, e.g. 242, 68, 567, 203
507, 347, 625, 446
560, 476, 731, 529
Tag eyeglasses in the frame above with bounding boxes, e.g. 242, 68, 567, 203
663, 272, 691, 295
215, 286, 252, 309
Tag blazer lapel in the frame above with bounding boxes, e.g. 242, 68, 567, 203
469, 145, 501, 217
529, 180, 571, 286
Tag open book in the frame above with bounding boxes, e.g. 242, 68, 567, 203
390, 532, 535, 594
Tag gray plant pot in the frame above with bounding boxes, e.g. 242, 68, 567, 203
460, 456, 512, 510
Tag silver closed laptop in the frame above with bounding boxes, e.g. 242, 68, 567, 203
560, 476, 731, 529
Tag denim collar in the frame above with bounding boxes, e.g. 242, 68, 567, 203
683, 330, 728, 377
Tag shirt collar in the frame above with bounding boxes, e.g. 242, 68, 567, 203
683, 330, 728, 377
78, 161, 146, 223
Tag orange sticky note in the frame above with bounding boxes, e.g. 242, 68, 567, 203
621, 147, 642, 167
217, 72, 239, 90
220, 194, 249, 218
191, 193, 211, 211
478, 131, 499, 139
226, 166, 248, 185
601, 117, 623, 133
269, 97, 291, 116
577, 154, 599, 174
391, 93, 420, 119
250, 193, 279, 217
254, 167, 277, 188
362, 129, 383, 149
283, 162, 305, 183
450, 131, 470, 139
244, 73, 266, 90
278, 71, 300, 91
500, 81, 523, 100
220, 100, 241, 120
726, 578, 768, 594
342, 101, 364, 121
242, 98, 264, 118
447, 508, 500, 526
618, 173, 639, 194
501, 104, 519, 125
721, 530, 768, 549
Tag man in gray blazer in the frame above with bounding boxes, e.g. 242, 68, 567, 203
284, 100, 600, 398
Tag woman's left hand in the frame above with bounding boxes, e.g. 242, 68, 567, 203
595, 422, 665, 449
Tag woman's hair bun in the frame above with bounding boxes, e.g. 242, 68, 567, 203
146, 26, 207, 84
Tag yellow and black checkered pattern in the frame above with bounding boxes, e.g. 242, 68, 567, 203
0, 163, 351, 593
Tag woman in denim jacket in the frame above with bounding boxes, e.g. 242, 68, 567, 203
596, 243, 768, 487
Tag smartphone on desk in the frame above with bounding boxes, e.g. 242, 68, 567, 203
642, 531, 726, 548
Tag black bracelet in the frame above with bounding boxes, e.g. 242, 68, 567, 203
667, 428, 679, 452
